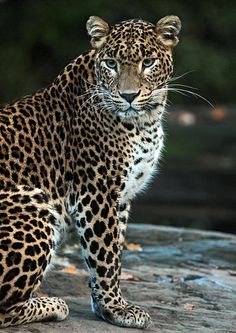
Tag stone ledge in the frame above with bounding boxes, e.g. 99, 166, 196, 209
3, 225, 236, 333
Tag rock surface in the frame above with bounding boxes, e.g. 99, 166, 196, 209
2, 224, 236, 333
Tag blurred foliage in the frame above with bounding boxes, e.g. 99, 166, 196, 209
0, 0, 235, 105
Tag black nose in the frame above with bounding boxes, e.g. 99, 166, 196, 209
119, 91, 140, 103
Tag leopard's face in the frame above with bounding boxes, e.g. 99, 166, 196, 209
87, 16, 181, 117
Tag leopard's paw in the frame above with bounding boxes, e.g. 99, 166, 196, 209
94, 301, 151, 328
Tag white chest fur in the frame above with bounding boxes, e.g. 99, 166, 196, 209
120, 123, 164, 203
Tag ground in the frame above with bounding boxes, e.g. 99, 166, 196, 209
2, 224, 236, 333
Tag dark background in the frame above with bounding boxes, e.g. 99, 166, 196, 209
0, 0, 236, 233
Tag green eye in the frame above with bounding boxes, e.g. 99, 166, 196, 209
142, 58, 155, 69
105, 59, 117, 70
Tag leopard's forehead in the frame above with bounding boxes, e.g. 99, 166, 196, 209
113, 19, 155, 35
100, 19, 167, 63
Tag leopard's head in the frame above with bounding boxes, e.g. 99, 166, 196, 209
87, 15, 181, 118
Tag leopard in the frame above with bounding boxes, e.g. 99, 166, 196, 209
0, 15, 181, 328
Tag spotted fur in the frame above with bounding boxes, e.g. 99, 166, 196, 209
0, 15, 181, 328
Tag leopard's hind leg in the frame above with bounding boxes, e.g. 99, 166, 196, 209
0, 186, 69, 327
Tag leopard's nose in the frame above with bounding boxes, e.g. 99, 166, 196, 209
119, 91, 140, 103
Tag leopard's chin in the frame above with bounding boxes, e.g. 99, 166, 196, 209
113, 106, 146, 118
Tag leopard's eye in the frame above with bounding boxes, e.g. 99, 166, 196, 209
104, 59, 117, 70
142, 58, 155, 69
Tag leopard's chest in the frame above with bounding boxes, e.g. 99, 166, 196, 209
120, 124, 164, 203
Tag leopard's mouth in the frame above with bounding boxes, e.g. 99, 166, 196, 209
103, 93, 163, 118
124, 107, 139, 116
115, 106, 145, 118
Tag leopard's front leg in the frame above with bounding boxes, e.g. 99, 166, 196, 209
75, 191, 151, 328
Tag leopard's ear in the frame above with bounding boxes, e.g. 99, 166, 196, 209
155, 15, 181, 48
86, 16, 110, 49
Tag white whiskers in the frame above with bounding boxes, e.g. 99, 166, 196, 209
165, 71, 215, 109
